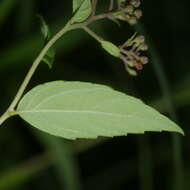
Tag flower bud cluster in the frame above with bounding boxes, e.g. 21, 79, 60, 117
119, 34, 149, 76
115, 0, 142, 25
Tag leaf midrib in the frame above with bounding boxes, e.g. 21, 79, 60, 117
17, 109, 134, 118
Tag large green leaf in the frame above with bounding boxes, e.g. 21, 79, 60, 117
17, 81, 184, 140
71, 0, 92, 23
73, 0, 84, 12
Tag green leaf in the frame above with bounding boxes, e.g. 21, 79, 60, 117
17, 81, 184, 140
101, 41, 120, 57
37, 15, 51, 41
42, 48, 55, 69
73, 0, 84, 12
71, 0, 92, 23
37, 15, 55, 68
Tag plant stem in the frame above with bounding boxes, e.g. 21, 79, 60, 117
0, 110, 17, 125
82, 26, 103, 42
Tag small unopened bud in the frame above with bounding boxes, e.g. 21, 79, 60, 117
127, 60, 135, 67
139, 43, 149, 51
140, 56, 149, 64
130, 0, 141, 8
135, 63, 143, 70
135, 35, 145, 43
119, 0, 126, 8
134, 9, 142, 18
126, 67, 138, 76
119, 31, 148, 76
128, 16, 137, 25
125, 5, 134, 14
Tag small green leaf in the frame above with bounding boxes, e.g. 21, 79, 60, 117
101, 41, 120, 57
38, 15, 55, 68
17, 81, 184, 140
71, 0, 92, 23
42, 48, 55, 69
73, 0, 84, 12
37, 15, 51, 41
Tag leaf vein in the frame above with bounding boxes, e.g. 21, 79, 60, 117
33, 87, 108, 109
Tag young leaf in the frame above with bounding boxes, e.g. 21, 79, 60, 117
101, 41, 120, 57
16, 81, 184, 140
37, 15, 55, 68
42, 48, 55, 69
37, 15, 51, 41
71, 0, 92, 23
73, 0, 84, 12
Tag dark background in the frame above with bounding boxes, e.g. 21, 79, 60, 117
0, 0, 190, 190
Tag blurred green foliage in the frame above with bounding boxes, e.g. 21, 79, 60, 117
0, 0, 190, 190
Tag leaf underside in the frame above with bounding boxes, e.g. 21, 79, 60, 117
17, 81, 184, 140
73, 0, 84, 12
71, 0, 92, 23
